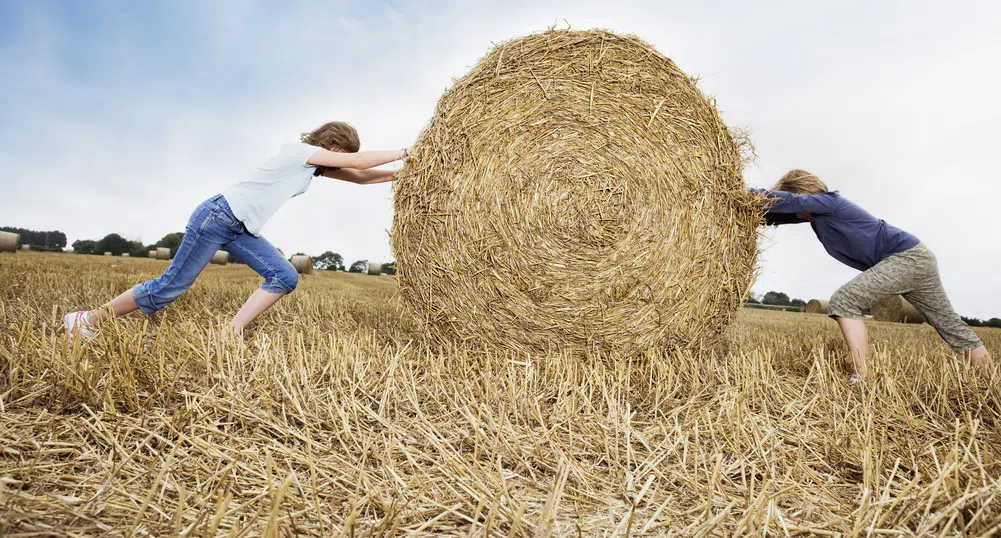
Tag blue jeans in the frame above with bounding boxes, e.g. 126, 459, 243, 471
132, 195, 299, 315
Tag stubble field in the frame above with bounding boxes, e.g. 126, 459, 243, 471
1, 252, 1000, 536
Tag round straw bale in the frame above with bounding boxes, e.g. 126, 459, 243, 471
121, 253, 130, 257
291, 255, 313, 275
805, 299, 829, 314
148, 250, 157, 258
155, 248, 171, 260
20, 244, 31, 251
0, 231, 19, 253
211, 250, 230, 265
392, 29, 759, 356
367, 262, 382, 276
872, 295, 925, 324
103, 251, 112, 256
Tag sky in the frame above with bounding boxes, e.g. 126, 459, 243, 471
1, 0, 999, 318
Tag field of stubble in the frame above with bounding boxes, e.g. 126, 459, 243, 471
1, 252, 1000, 537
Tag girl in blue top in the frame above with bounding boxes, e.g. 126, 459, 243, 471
757, 169, 993, 382
64, 122, 410, 341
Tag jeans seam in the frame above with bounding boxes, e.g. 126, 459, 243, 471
149, 211, 212, 306
229, 240, 294, 293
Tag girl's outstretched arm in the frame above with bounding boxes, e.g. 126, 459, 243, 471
750, 188, 839, 215
307, 147, 410, 170
323, 168, 396, 185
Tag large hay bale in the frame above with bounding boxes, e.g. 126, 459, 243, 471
392, 29, 759, 356
367, 262, 382, 276
211, 251, 230, 265
805, 299, 829, 315
0, 231, 19, 253
290, 255, 313, 275
148, 250, 157, 258
872, 295, 925, 324
155, 248, 171, 260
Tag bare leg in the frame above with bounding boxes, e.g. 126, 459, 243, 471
836, 316, 870, 380
85, 289, 140, 326
969, 346, 995, 374
230, 289, 286, 334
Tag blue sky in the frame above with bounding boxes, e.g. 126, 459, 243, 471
2, 0, 1000, 318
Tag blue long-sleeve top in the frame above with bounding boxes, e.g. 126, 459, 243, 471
753, 189, 920, 272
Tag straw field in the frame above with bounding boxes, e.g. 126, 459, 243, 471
2, 252, 1000, 536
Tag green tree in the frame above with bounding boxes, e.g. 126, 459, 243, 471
790, 298, 806, 308
1, 227, 67, 251
348, 260, 368, 273
127, 241, 145, 257
986, 318, 1001, 329
72, 239, 96, 254
94, 233, 132, 256
382, 261, 396, 275
762, 291, 791, 306
156, 232, 185, 257
314, 251, 345, 271
962, 316, 983, 327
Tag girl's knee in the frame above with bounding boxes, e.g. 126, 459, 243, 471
829, 287, 864, 319
264, 263, 298, 294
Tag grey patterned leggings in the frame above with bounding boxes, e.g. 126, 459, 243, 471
828, 243, 983, 353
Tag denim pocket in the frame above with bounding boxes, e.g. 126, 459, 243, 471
210, 208, 241, 230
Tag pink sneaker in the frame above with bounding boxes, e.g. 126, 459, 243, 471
63, 311, 95, 342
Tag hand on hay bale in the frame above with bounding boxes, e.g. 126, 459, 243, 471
392, 29, 759, 356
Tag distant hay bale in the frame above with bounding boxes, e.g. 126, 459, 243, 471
367, 262, 382, 276
291, 255, 313, 275
873, 295, 925, 324
155, 248, 171, 260
392, 29, 759, 356
805, 299, 829, 315
20, 244, 31, 251
148, 250, 156, 258
0, 231, 19, 253
121, 253, 130, 257
103, 252, 112, 256
211, 251, 230, 265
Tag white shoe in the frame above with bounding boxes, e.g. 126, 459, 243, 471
849, 373, 863, 385
63, 311, 95, 342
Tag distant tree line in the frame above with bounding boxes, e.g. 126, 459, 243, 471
759, 291, 806, 309
312, 252, 395, 274
748, 291, 876, 315
0, 227, 67, 251
961, 316, 1001, 329
71, 231, 187, 258
66, 236, 397, 276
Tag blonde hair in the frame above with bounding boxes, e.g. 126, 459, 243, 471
772, 169, 828, 194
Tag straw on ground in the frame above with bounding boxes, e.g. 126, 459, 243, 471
1, 251, 1000, 536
